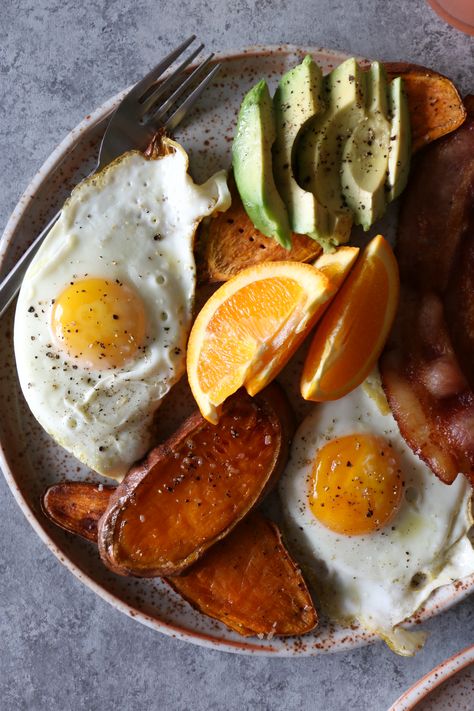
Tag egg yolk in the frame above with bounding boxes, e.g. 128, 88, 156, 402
51, 277, 147, 369
309, 434, 403, 535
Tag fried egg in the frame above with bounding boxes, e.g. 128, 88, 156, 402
280, 376, 474, 655
14, 139, 230, 480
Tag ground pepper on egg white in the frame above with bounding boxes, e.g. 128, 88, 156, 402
279, 378, 474, 656
14, 138, 230, 480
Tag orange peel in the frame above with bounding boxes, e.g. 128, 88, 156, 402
187, 261, 337, 423
301, 235, 399, 402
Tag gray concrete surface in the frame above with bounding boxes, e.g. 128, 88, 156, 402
1, 1, 473, 709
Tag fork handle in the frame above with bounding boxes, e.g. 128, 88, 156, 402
0, 211, 60, 318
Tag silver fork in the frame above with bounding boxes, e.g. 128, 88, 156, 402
0, 36, 220, 318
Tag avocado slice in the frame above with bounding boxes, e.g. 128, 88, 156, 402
232, 80, 292, 249
367, 61, 388, 116
298, 58, 366, 212
386, 77, 411, 201
272, 55, 327, 239
341, 62, 391, 230
297, 58, 367, 246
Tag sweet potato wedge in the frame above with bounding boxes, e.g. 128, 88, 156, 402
201, 176, 321, 283
384, 62, 466, 152
169, 511, 317, 637
42, 482, 115, 542
42, 483, 317, 638
98, 384, 294, 577
43, 481, 111, 541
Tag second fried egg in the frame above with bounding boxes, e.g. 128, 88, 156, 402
280, 377, 474, 655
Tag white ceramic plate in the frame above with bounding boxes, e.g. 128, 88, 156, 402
388, 644, 474, 710
1, 45, 473, 656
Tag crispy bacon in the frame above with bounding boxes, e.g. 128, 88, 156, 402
380, 105, 474, 486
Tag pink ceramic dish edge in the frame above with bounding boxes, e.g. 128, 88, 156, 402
0, 45, 473, 657
388, 644, 474, 710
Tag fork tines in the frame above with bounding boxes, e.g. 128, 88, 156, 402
133, 36, 220, 131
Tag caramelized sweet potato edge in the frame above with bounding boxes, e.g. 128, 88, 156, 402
97, 384, 294, 578
42, 482, 115, 542
199, 176, 322, 284
42, 483, 318, 638
167, 512, 318, 637
384, 61, 466, 152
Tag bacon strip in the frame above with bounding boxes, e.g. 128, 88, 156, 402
380, 106, 474, 486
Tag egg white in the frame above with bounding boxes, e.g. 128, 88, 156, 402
280, 377, 474, 655
14, 139, 230, 480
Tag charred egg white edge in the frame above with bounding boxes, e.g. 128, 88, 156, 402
14, 139, 230, 480
279, 378, 474, 656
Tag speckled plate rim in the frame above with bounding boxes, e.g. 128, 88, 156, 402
388, 643, 474, 710
0, 44, 473, 657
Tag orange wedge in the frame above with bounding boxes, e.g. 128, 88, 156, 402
187, 262, 337, 423
313, 246, 360, 287
244, 246, 360, 395
301, 235, 399, 402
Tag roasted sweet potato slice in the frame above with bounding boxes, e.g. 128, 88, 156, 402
169, 511, 317, 637
43, 482, 111, 540
200, 176, 321, 283
42, 483, 317, 638
98, 384, 294, 577
384, 62, 466, 152
42, 482, 115, 542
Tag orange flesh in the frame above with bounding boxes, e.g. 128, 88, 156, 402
311, 256, 388, 392
302, 236, 399, 401
309, 434, 404, 535
188, 262, 338, 422
114, 397, 280, 569
245, 250, 360, 396
318, 262, 344, 283
197, 276, 304, 396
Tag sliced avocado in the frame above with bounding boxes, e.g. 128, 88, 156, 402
298, 59, 366, 213
272, 55, 327, 239
367, 61, 388, 116
296, 58, 368, 247
232, 80, 292, 249
341, 62, 391, 230
386, 77, 411, 201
